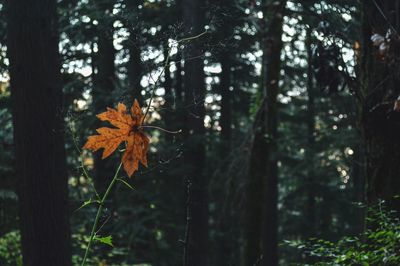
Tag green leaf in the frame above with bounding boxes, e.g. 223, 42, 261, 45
94, 235, 113, 247
75, 198, 100, 212
117, 178, 135, 190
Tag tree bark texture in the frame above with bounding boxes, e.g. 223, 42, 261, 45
243, 1, 286, 266
361, 0, 400, 214
182, 0, 208, 265
305, 28, 316, 239
7, 0, 71, 264
260, 2, 285, 265
92, 0, 117, 194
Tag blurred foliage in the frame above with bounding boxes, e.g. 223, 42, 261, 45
285, 201, 400, 265
0, 231, 22, 266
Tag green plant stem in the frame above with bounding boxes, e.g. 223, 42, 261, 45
81, 162, 123, 266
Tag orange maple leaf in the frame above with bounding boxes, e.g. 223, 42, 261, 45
83, 100, 149, 177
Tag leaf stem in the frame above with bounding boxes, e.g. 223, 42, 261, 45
81, 162, 123, 266
139, 125, 182, 134
68, 122, 100, 200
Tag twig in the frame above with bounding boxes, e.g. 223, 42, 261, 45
175, 30, 208, 44
142, 43, 173, 122
142, 31, 208, 122
372, 0, 399, 35
139, 125, 182, 134
68, 122, 100, 200
182, 180, 192, 266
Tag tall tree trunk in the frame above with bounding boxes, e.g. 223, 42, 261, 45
305, 28, 316, 238
215, 2, 234, 265
175, 52, 184, 105
163, 43, 174, 143
361, 0, 400, 215
127, 27, 143, 103
243, 104, 266, 266
243, 1, 285, 266
92, 0, 116, 194
123, 0, 143, 103
127, 32, 143, 103
220, 51, 232, 147
352, 143, 365, 233
6, 0, 71, 265
260, 2, 285, 265
182, 0, 208, 265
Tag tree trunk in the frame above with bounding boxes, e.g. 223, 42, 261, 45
123, 0, 143, 103
305, 28, 316, 238
182, 0, 208, 265
243, 1, 285, 266
361, 0, 400, 215
92, 0, 116, 194
175, 52, 184, 105
163, 43, 174, 143
215, 21, 234, 266
220, 51, 232, 147
260, 2, 285, 266
6, 0, 71, 265
215, 36, 234, 266
127, 29, 143, 103
243, 103, 267, 266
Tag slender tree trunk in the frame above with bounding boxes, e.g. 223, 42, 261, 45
305, 28, 316, 238
127, 29, 143, 103
243, 2, 285, 266
92, 1, 116, 194
182, 0, 208, 265
220, 51, 232, 147
260, 2, 285, 266
243, 103, 266, 266
352, 143, 365, 233
215, 46, 233, 266
123, 0, 143, 103
175, 52, 184, 105
361, 0, 400, 215
163, 43, 174, 143
6, 0, 71, 265
214, 3, 235, 265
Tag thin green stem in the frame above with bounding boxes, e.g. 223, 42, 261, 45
81, 162, 123, 266
68, 122, 100, 200
139, 125, 182, 134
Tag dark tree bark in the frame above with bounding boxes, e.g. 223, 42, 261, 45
361, 0, 400, 215
243, 1, 285, 266
182, 0, 208, 265
260, 2, 285, 266
214, 2, 235, 265
127, 33, 143, 103
126, 16, 143, 104
243, 104, 266, 266
92, 0, 116, 194
220, 52, 232, 147
163, 43, 174, 143
6, 0, 71, 265
175, 52, 184, 104
351, 143, 366, 233
122, 0, 143, 103
305, 28, 316, 238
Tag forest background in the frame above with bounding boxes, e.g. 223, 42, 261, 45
0, 0, 400, 265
